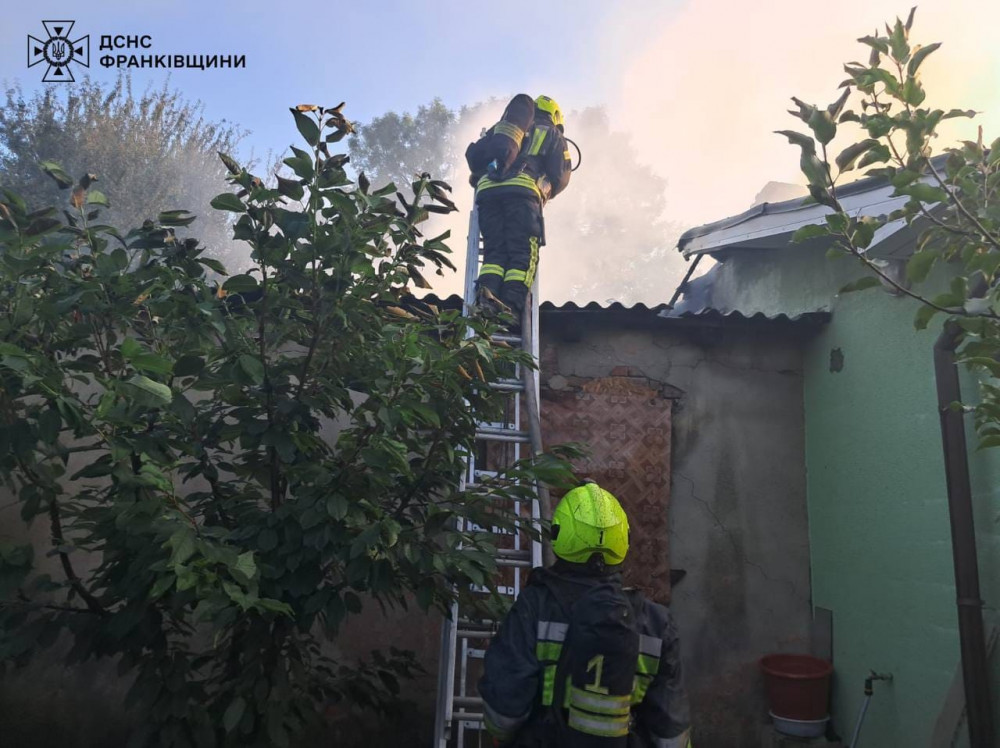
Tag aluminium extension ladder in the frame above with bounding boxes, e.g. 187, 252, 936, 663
432, 202, 544, 747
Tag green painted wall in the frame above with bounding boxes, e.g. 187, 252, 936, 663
714, 248, 1000, 746
802, 285, 958, 745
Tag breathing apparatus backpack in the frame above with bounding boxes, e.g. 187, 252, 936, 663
483, 93, 536, 180
529, 568, 641, 748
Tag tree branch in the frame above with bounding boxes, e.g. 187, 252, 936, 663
0, 599, 100, 615
48, 498, 106, 616
923, 155, 1000, 252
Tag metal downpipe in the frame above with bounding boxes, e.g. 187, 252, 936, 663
933, 318, 995, 747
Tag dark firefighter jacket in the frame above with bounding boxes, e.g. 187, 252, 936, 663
478, 563, 692, 748
466, 111, 572, 206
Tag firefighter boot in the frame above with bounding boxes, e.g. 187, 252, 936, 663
499, 281, 528, 332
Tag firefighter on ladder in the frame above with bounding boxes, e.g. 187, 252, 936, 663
465, 94, 573, 324
478, 481, 693, 747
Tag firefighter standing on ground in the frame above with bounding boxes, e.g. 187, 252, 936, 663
466, 94, 573, 322
478, 481, 693, 747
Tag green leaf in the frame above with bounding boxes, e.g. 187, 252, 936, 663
839, 276, 881, 294
199, 257, 227, 274
276, 176, 305, 201
791, 224, 829, 243
835, 140, 880, 173
121, 338, 143, 361
125, 375, 172, 406
807, 109, 837, 146
173, 355, 205, 377
257, 528, 278, 552
941, 109, 977, 121
411, 402, 441, 427
327, 495, 348, 520
857, 35, 889, 56
39, 161, 73, 189
169, 530, 196, 565
907, 248, 940, 283
37, 407, 62, 445
86, 190, 110, 208
218, 151, 242, 175
210, 193, 246, 213
283, 153, 314, 181
902, 77, 926, 107
157, 210, 197, 227
239, 355, 265, 385
223, 696, 246, 733
852, 216, 880, 249
222, 274, 260, 293
149, 575, 175, 599
825, 213, 848, 234
290, 108, 321, 147
907, 42, 941, 76
121, 339, 172, 375
898, 182, 948, 204
802, 154, 830, 189
132, 354, 172, 375
826, 88, 851, 119
71, 457, 114, 480
914, 304, 940, 330
857, 144, 892, 169
977, 434, 1000, 450
775, 130, 816, 155
888, 17, 909, 62
232, 552, 257, 583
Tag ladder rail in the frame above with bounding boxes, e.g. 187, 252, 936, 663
434, 199, 543, 748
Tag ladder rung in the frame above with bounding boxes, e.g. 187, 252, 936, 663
492, 333, 523, 346
453, 696, 484, 709
497, 556, 532, 568
489, 378, 524, 392
462, 486, 525, 501
456, 713, 485, 724
497, 548, 532, 560
456, 617, 498, 628
476, 427, 531, 444
457, 627, 495, 640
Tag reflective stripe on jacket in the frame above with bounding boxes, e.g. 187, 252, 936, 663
469, 112, 572, 205
477, 563, 692, 746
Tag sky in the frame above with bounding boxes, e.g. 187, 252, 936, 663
3, 0, 1000, 299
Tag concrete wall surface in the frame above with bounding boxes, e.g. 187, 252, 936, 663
541, 312, 815, 747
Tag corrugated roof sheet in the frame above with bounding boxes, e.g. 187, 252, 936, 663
410, 293, 825, 324
539, 300, 673, 313
416, 294, 672, 314
662, 309, 831, 324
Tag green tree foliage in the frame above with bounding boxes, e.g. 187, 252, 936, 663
350, 99, 681, 306
0, 103, 572, 746
780, 8, 1000, 449
348, 98, 458, 192
0, 72, 250, 270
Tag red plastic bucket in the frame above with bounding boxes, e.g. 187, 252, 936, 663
759, 654, 833, 720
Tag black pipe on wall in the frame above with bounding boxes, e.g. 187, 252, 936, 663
933, 319, 995, 747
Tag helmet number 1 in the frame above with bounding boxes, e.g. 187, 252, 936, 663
585, 655, 610, 694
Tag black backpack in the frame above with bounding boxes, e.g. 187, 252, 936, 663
485, 93, 536, 180
535, 571, 641, 748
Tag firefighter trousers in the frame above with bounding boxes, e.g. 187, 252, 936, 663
476, 195, 544, 318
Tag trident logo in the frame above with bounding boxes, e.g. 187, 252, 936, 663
27, 21, 90, 83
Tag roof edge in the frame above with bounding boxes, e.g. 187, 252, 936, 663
677, 153, 949, 254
